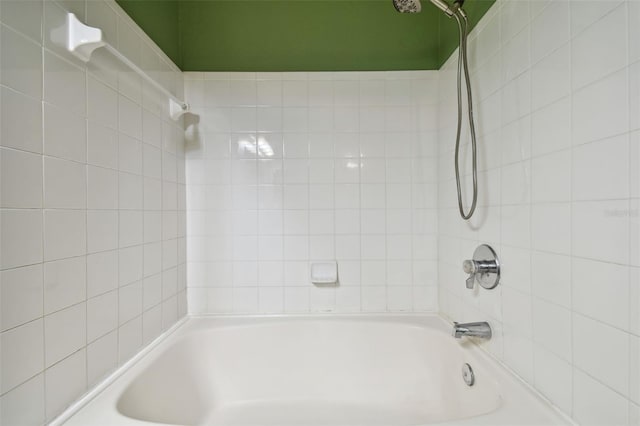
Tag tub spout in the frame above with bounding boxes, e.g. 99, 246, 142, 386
452, 321, 492, 339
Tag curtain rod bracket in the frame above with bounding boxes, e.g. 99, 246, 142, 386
66, 12, 106, 62
170, 99, 190, 120
65, 12, 189, 121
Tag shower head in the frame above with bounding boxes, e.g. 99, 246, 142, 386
392, 0, 456, 17
392, 0, 421, 13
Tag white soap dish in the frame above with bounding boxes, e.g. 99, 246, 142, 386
310, 262, 338, 285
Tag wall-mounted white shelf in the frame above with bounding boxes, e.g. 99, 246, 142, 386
65, 13, 189, 121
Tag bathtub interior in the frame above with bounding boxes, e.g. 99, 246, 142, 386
116, 319, 501, 425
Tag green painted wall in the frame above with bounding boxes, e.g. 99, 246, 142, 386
116, 0, 182, 67
116, 0, 494, 71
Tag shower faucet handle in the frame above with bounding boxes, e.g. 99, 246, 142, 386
462, 259, 476, 274
462, 244, 500, 290
465, 274, 475, 289
462, 260, 477, 289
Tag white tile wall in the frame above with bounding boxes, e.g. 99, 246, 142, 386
437, 1, 640, 424
1, 0, 637, 425
0, 0, 187, 424
185, 71, 439, 314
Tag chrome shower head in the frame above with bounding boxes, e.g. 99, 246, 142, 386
392, 0, 456, 17
392, 0, 421, 13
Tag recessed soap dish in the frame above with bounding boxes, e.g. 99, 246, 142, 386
310, 262, 338, 285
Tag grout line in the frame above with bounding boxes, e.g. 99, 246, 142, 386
280, 80, 286, 314
83, 51, 89, 397
523, 0, 537, 394
114, 64, 121, 370
39, 10, 47, 418
625, 0, 635, 412
357, 79, 363, 313
566, 0, 575, 417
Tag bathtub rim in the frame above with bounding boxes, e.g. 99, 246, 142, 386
52, 313, 451, 426
53, 313, 576, 426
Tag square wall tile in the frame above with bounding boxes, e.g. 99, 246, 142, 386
1, 319, 44, 393
0, 373, 45, 426
43, 104, 87, 163
1, 147, 43, 208
1, 25, 42, 98
86, 331, 117, 386
533, 345, 572, 415
118, 316, 142, 363
1, 209, 43, 269
87, 291, 118, 343
44, 256, 86, 315
572, 134, 629, 201
573, 367, 629, 426
44, 51, 86, 117
44, 210, 86, 261
45, 349, 87, 421
531, 0, 569, 63
1, 264, 43, 331
44, 157, 87, 209
44, 302, 86, 367
572, 200, 629, 265
1, 86, 43, 154
572, 258, 629, 331
572, 68, 629, 146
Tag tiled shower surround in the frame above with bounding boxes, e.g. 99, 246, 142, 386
184, 71, 439, 314
437, 0, 640, 424
0, 0, 187, 424
184, 1, 640, 424
1, 1, 640, 426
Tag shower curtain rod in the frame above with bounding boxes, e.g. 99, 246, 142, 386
64, 12, 189, 121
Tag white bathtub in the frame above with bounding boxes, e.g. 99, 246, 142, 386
62, 315, 570, 426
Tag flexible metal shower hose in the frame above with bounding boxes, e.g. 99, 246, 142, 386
452, 10, 478, 220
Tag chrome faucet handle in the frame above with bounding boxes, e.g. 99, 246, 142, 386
465, 274, 475, 289
462, 260, 476, 289
462, 244, 500, 290
462, 259, 476, 274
